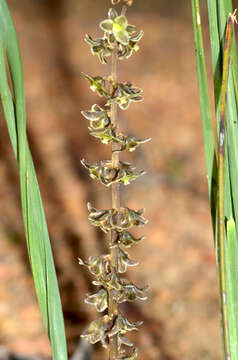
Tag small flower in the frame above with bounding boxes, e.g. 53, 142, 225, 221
81, 104, 123, 144
118, 231, 144, 248
109, 314, 142, 337
81, 104, 110, 124
106, 82, 143, 110
106, 273, 124, 291
81, 159, 117, 186
100, 9, 136, 46
117, 162, 145, 186
78, 255, 109, 277
85, 288, 108, 312
118, 30, 144, 59
87, 203, 111, 233
118, 283, 148, 303
118, 248, 138, 273
119, 134, 151, 152
93, 272, 123, 292
81, 315, 112, 348
85, 34, 112, 64
82, 73, 108, 97
81, 104, 113, 142
118, 207, 148, 230
90, 126, 120, 145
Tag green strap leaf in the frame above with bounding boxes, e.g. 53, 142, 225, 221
207, 0, 233, 222
191, 0, 217, 234
194, 1, 238, 358
226, 218, 238, 360
216, 12, 234, 359
0, 1, 68, 359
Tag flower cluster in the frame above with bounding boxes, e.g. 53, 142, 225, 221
83, 73, 144, 112
82, 104, 150, 149
106, 82, 143, 110
81, 314, 141, 355
85, 34, 112, 64
87, 203, 147, 233
118, 30, 143, 60
85, 7, 143, 64
81, 159, 145, 186
80, 1, 148, 359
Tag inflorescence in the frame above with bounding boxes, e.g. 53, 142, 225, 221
79, 1, 149, 359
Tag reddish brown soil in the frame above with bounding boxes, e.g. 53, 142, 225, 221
0, 1, 221, 359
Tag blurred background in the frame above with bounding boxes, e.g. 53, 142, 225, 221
0, 0, 222, 359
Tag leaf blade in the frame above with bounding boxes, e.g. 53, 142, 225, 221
0, 2, 68, 359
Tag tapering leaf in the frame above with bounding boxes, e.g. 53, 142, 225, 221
191, 0, 217, 232
0, 1, 67, 359
226, 218, 238, 360
194, 1, 238, 358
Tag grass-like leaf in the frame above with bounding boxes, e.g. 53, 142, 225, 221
226, 218, 238, 360
191, 0, 217, 233
216, 12, 234, 358
192, 0, 238, 358
0, 1, 68, 359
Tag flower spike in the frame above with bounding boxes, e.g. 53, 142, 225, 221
80, 1, 149, 358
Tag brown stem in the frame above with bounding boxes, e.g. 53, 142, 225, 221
108, 46, 120, 360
